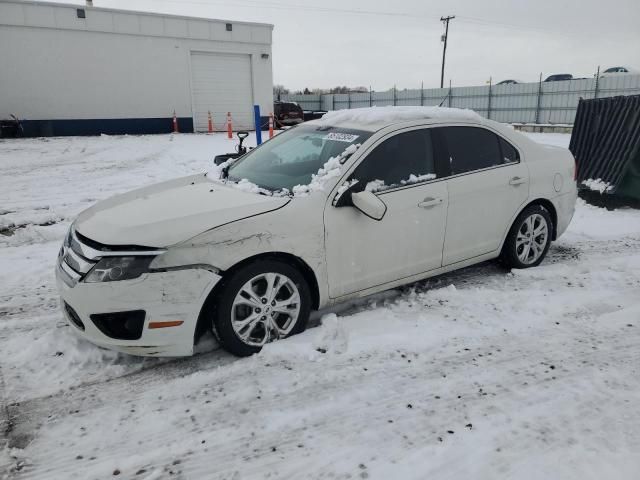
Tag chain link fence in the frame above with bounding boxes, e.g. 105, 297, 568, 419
277, 74, 640, 125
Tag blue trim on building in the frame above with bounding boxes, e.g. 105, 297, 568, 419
19, 117, 194, 137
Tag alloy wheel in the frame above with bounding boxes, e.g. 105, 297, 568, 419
515, 213, 549, 265
230, 272, 301, 346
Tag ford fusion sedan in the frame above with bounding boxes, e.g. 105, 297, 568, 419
56, 106, 577, 357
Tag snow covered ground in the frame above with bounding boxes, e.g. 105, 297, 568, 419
1, 131, 640, 479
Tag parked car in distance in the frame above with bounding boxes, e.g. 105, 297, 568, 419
544, 74, 573, 82
56, 107, 578, 358
496, 79, 523, 85
0, 114, 22, 138
601, 66, 639, 76
302, 110, 328, 122
274, 101, 304, 126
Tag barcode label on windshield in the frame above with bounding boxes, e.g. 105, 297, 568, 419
323, 132, 359, 143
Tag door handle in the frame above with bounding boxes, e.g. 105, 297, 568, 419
509, 176, 527, 186
418, 197, 443, 208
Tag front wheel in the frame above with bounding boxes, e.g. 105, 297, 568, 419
212, 260, 311, 357
501, 205, 553, 269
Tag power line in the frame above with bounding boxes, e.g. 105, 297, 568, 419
72, 0, 599, 38
145, 0, 442, 21
145, 0, 597, 37
455, 15, 588, 39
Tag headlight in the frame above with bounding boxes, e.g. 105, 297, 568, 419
64, 228, 72, 247
62, 224, 73, 248
84, 256, 155, 283
59, 225, 73, 260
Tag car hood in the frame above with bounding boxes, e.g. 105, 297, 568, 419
74, 174, 290, 247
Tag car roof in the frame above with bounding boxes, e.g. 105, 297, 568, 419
604, 66, 637, 72
306, 106, 486, 132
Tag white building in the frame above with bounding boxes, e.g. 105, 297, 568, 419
0, 0, 274, 136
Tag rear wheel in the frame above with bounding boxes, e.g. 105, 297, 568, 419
501, 204, 552, 269
212, 260, 311, 356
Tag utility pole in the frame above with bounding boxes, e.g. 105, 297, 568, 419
440, 15, 455, 89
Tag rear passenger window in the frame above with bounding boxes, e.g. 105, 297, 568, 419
440, 127, 502, 175
499, 137, 520, 164
350, 129, 436, 192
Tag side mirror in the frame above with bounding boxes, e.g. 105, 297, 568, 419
351, 191, 387, 221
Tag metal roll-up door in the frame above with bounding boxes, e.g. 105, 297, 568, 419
190, 52, 254, 131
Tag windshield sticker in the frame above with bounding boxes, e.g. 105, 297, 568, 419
322, 132, 359, 143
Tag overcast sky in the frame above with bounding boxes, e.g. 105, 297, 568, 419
44, 0, 640, 90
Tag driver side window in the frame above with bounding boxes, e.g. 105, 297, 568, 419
349, 129, 436, 193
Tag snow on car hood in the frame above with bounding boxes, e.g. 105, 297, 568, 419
74, 174, 289, 247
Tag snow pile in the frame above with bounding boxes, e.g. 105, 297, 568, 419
582, 178, 613, 194
319, 106, 482, 126
402, 173, 436, 184
0, 322, 161, 401
205, 157, 233, 182
563, 198, 640, 240
292, 143, 360, 196
312, 313, 349, 354
231, 178, 279, 196
365, 179, 386, 193
206, 158, 289, 197
365, 173, 437, 193
336, 178, 359, 197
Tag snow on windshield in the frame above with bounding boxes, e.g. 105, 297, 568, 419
292, 143, 360, 196
206, 129, 365, 197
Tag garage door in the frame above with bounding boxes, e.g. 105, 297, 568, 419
190, 52, 254, 132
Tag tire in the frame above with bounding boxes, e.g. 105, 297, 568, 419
212, 259, 311, 357
501, 204, 553, 269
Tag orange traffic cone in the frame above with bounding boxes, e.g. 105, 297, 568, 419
226, 112, 233, 139
172, 110, 178, 133
269, 113, 274, 139
207, 111, 213, 133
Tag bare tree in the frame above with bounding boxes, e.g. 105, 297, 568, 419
329, 86, 349, 94
273, 84, 290, 99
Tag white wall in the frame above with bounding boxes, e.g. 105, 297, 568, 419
0, 1, 273, 124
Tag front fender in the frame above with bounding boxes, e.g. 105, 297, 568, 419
150, 197, 330, 307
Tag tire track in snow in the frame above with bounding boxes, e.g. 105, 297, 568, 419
13, 326, 640, 480
0, 363, 12, 474
3, 347, 235, 450
9, 348, 524, 477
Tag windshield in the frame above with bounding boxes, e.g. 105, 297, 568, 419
226, 125, 372, 192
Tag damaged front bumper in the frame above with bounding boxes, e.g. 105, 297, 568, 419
55, 264, 221, 357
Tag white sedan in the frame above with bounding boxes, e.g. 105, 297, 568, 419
56, 107, 578, 357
